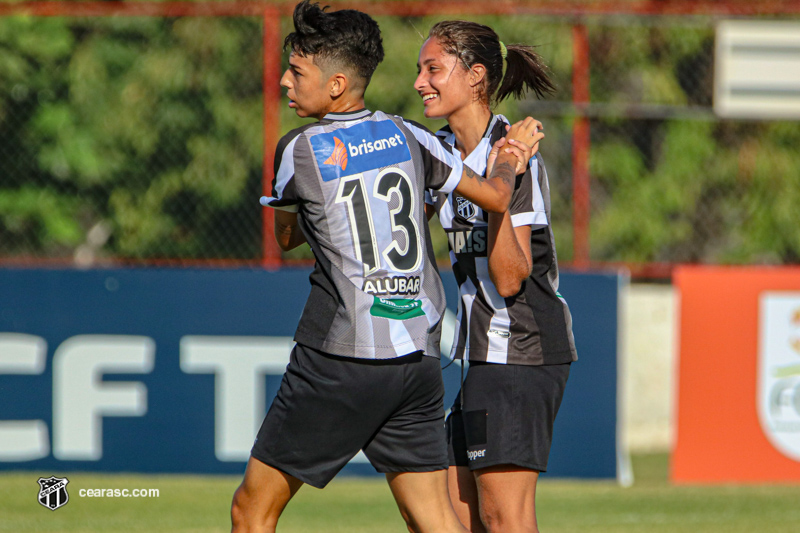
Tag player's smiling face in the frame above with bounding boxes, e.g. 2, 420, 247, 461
414, 38, 474, 120
281, 52, 332, 120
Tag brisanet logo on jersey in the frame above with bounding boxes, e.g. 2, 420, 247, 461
311, 120, 411, 182
758, 292, 800, 461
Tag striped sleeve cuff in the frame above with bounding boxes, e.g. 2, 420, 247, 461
260, 196, 299, 213
439, 158, 464, 195
511, 211, 548, 228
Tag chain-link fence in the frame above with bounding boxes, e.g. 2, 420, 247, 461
0, 13, 264, 266
566, 20, 800, 267
1, 2, 798, 273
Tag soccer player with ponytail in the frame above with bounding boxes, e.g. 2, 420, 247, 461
230, 3, 544, 532
415, 21, 577, 533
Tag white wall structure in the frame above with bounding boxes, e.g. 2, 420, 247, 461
621, 284, 676, 452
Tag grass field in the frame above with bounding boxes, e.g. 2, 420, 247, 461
3, 454, 800, 532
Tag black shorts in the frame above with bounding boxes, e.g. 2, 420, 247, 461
251, 343, 448, 488
446, 361, 570, 472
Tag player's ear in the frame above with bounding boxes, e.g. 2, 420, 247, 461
469, 64, 486, 88
329, 73, 348, 98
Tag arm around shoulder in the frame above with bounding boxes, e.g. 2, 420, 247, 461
454, 152, 517, 213
453, 118, 542, 213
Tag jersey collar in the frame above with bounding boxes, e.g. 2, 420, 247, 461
436, 114, 508, 155
322, 109, 372, 122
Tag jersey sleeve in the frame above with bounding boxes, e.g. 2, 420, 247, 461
259, 133, 301, 212
402, 120, 463, 195
509, 155, 548, 229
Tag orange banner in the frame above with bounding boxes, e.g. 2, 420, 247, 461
672, 266, 800, 483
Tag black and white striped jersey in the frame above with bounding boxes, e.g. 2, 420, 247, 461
262, 109, 465, 360
430, 114, 577, 366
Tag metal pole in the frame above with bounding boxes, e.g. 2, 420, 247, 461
262, 8, 282, 268
571, 24, 591, 268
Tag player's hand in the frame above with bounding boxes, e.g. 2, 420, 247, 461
489, 119, 544, 175
505, 117, 544, 157
488, 138, 519, 176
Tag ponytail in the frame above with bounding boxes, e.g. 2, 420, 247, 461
496, 44, 556, 103
428, 20, 556, 107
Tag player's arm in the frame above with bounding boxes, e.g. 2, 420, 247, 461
488, 148, 547, 297
487, 212, 533, 297
454, 118, 543, 213
263, 132, 306, 251
274, 210, 306, 251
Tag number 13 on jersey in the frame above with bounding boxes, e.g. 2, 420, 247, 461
335, 167, 422, 276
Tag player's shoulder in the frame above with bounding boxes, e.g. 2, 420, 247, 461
276, 122, 322, 154
371, 111, 459, 162
486, 114, 511, 144
395, 116, 457, 155
371, 110, 432, 136
402, 118, 436, 136
490, 114, 547, 176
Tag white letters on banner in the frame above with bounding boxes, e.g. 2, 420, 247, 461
0, 334, 49, 461
0, 334, 294, 463
180, 336, 293, 461
53, 336, 155, 460
0, 311, 456, 464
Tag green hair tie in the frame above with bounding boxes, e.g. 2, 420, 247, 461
499, 41, 508, 60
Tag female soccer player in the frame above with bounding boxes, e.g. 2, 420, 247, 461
415, 21, 578, 533
231, 3, 541, 532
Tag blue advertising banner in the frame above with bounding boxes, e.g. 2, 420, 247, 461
0, 267, 622, 479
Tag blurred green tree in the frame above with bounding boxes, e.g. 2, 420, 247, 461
0, 16, 263, 262
0, 11, 797, 267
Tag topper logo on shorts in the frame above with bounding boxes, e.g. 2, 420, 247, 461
311, 120, 411, 182
467, 449, 486, 461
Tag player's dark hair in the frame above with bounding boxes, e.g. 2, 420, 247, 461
428, 20, 555, 105
285, 0, 384, 86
